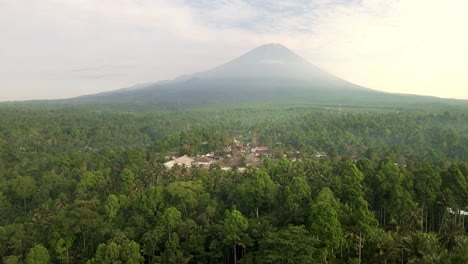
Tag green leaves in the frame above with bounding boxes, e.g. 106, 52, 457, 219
105, 194, 120, 220
77, 172, 105, 199
9, 176, 36, 211
87, 240, 144, 264
139, 185, 165, 216
258, 225, 319, 264
25, 244, 50, 264
309, 188, 343, 251
223, 207, 248, 246
0, 106, 467, 263
162, 207, 183, 235
238, 169, 277, 218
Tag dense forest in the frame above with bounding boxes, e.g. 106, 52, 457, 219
0, 104, 467, 263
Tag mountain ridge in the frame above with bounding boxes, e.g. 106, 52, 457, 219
78, 43, 373, 99
57, 43, 466, 110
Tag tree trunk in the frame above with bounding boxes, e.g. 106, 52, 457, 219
233, 243, 237, 264
341, 242, 343, 261
358, 230, 362, 264
82, 231, 86, 251
439, 208, 447, 234
425, 209, 428, 232
243, 245, 246, 261
421, 204, 424, 232
463, 214, 465, 229
385, 206, 387, 227
255, 207, 259, 218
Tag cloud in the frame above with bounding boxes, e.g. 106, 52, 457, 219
304, 0, 468, 98
0, 0, 467, 100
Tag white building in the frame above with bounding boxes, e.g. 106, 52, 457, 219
164, 155, 194, 169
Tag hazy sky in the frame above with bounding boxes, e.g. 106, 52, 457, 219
1, 0, 467, 101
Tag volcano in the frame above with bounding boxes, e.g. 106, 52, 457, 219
71, 44, 440, 108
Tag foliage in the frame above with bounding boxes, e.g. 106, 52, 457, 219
0, 104, 466, 263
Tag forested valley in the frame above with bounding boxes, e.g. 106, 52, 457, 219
0, 105, 467, 263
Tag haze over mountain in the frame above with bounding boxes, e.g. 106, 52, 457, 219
69, 43, 461, 109
194, 43, 343, 82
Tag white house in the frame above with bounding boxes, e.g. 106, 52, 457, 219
164, 155, 194, 169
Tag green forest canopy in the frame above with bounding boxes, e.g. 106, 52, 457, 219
0, 103, 467, 263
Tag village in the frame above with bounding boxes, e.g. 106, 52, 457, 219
163, 137, 328, 171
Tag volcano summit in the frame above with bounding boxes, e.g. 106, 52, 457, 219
71, 44, 445, 108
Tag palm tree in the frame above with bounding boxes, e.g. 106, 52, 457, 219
167, 249, 192, 264
401, 231, 442, 263
439, 217, 464, 259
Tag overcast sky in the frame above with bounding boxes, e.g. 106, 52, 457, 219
1, 0, 467, 101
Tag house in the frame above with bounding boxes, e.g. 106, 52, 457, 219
252, 146, 269, 153
194, 156, 213, 168
223, 147, 232, 152
221, 167, 246, 172
164, 155, 194, 169
315, 152, 327, 158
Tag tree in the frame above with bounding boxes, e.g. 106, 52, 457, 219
122, 241, 145, 264
104, 194, 120, 220
160, 233, 192, 264
167, 181, 206, 216
223, 207, 248, 264
441, 165, 467, 209
87, 242, 121, 264
119, 168, 135, 195
25, 244, 50, 264
57, 199, 103, 258
55, 237, 72, 264
139, 185, 165, 217
365, 229, 399, 264
257, 225, 318, 264
339, 162, 377, 262
9, 176, 36, 212
439, 216, 465, 259
4, 255, 21, 264
76, 172, 105, 199
274, 162, 311, 225
87, 240, 144, 264
161, 207, 183, 240
309, 188, 343, 262
238, 169, 277, 218
356, 158, 375, 203
413, 164, 441, 232
374, 159, 415, 228
401, 232, 443, 263
39, 170, 63, 201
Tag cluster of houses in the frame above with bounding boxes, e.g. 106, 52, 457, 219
163, 137, 328, 170
163, 138, 271, 170
164, 154, 220, 169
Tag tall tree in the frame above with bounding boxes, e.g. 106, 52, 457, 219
9, 176, 36, 212
257, 225, 318, 264
25, 244, 50, 264
238, 169, 277, 218
413, 164, 441, 232
223, 207, 248, 264
374, 159, 415, 229
309, 188, 343, 262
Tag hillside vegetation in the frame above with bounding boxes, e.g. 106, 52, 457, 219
0, 103, 467, 263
